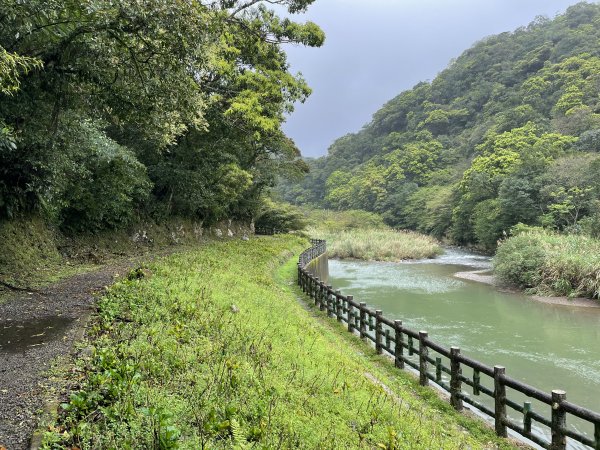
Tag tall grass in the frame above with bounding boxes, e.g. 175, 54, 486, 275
43, 236, 510, 449
310, 227, 443, 261
304, 209, 442, 261
494, 230, 600, 299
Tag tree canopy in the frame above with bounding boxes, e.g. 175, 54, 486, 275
0, 0, 323, 229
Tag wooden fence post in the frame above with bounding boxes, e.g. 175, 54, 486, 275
394, 320, 404, 369
332, 290, 340, 318
337, 294, 343, 322
419, 331, 429, 386
523, 402, 532, 433
303, 271, 308, 293
347, 296, 354, 332
318, 280, 324, 307
494, 366, 507, 438
551, 390, 567, 450
385, 329, 391, 352
375, 310, 383, 354
450, 347, 463, 411
359, 302, 367, 341
315, 278, 325, 303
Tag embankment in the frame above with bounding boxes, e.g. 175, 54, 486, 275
0, 216, 252, 293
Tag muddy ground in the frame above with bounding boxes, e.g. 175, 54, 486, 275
0, 259, 144, 449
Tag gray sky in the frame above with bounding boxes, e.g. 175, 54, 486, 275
281, 0, 591, 157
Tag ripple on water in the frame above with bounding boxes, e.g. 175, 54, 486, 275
331, 260, 465, 295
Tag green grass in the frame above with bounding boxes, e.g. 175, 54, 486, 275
304, 209, 388, 232
43, 236, 513, 449
308, 227, 443, 261
494, 230, 600, 299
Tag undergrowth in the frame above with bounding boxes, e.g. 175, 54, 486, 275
494, 229, 600, 299
0, 215, 237, 296
42, 236, 510, 449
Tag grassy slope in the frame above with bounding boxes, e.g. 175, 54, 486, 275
44, 236, 513, 449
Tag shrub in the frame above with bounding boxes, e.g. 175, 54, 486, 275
254, 199, 307, 232
494, 233, 545, 288
494, 229, 600, 298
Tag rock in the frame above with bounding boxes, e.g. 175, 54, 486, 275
241, 234, 249, 241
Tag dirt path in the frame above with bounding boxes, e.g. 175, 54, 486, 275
0, 258, 147, 450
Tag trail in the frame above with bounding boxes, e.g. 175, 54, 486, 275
0, 258, 148, 449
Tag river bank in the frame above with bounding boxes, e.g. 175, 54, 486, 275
454, 268, 600, 307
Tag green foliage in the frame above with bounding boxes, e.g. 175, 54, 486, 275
0, 46, 41, 95
42, 237, 502, 448
277, 4, 600, 251
494, 231, 546, 288
306, 208, 387, 231
402, 185, 454, 238
495, 229, 600, 298
0, 0, 323, 229
54, 121, 152, 231
472, 199, 505, 252
254, 199, 307, 232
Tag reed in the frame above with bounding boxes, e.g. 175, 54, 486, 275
494, 230, 600, 299
309, 226, 443, 261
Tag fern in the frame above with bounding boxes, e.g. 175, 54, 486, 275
230, 418, 247, 450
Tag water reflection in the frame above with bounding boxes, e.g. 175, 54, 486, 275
0, 316, 74, 353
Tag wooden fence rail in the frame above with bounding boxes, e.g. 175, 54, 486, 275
298, 239, 600, 450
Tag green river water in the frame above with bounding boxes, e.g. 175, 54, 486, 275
314, 248, 600, 449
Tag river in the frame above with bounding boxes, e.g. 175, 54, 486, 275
316, 248, 600, 449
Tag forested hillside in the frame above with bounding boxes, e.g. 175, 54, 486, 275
0, 0, 323, 232
279, 2, 600, 251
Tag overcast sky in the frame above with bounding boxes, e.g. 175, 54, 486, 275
280, 0, 592, 157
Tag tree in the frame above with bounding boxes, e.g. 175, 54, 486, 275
0, 0, 324, 225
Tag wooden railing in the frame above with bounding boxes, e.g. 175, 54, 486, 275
297, 239, 600, 450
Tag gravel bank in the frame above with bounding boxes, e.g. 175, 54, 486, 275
453, 269, 599, 308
